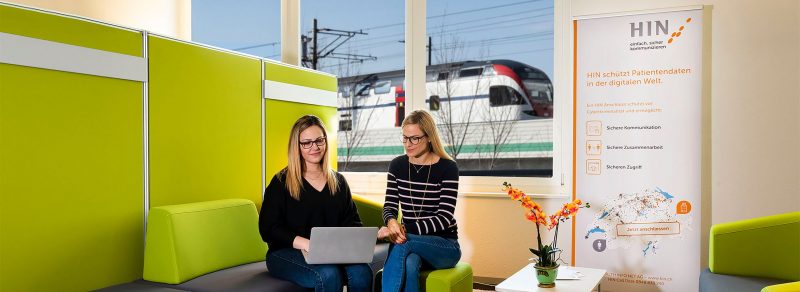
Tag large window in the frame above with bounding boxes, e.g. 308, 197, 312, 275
426, 0, 555, 177
300, 0, 406, 173
192, 1, 556, 178
192, 0, 281, 61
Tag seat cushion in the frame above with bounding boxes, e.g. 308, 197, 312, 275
103, 244, 390, 292
162, 244, 387, 292
142, 262, 308, 292
700, 269, 789, 292
96, 281, 188, 292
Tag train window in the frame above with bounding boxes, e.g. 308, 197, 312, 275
339, 119, 352, 132
459, 67, 483, 78
522, 67, 548, 80
437, 72, 449, 81
426, 72, 438, 82
489, 86, 525, 106
355, 82, 371, 96
373, 81, 391, 94
530, 90, 552, 101
429, 95, 440, 111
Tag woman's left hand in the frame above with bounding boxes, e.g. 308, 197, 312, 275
378, 226, 390, 240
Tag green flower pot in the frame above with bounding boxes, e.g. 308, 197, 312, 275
534, 264, 559, 288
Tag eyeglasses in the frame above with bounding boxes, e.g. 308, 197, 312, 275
300, 137, 326, 149
401, 135, 427, 145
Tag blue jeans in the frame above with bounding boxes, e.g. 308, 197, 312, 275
382, 233, 461, 292
266, 248, 373, 292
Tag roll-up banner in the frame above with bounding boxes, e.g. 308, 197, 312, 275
573, 7, 703, 292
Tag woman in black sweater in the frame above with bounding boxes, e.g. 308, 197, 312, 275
382, 110, 462, 292
258, 115, 372, 292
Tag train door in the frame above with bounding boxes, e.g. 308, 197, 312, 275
394, 86, 405, 127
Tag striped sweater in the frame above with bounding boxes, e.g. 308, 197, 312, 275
382, 155, 459, 238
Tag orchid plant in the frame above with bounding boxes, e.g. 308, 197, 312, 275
503, 182, 590, 268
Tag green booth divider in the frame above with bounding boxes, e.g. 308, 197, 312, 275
263, 62, 339, 191
0, 4, 142, 57
0, 5, 144, 292
264, 62, 337, 91
147, 35, 263, 208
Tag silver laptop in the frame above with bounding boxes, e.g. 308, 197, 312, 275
302, 227, 378, 264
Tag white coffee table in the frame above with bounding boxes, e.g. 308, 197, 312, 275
495, 264, 606, 292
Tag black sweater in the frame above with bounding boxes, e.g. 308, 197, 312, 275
382, 155, 459, 239
259, 170, 362, 251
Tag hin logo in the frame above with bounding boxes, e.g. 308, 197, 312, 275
630, 17, 693, 45
630, 20, 669, 37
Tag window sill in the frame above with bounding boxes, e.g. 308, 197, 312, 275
340, 171, 566, 199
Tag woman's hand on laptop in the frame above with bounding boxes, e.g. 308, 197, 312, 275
386, 219, 407, 244
293, 236, 310, 252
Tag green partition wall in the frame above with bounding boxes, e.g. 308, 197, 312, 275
1, 4, 342, 290
148, 36, 262, 208
0, 4, 144, 291
263, 62, 338, 191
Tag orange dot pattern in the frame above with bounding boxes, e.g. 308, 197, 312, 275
668, 18, 692, 45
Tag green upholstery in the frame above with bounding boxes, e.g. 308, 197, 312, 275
709, 211, 800, 282
420, 262, 474, 292
376, 262, 473, 292
359, 194, 473, 291
353, 194, 384, 228
143, 199, 267, 284
762, 281, 800, 292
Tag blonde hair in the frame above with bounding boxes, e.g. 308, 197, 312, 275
401, 110, 453, 161
284, 115, 338, 200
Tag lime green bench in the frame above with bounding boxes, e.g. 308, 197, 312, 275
131, 196, 390, 291
700, 211, 800, 292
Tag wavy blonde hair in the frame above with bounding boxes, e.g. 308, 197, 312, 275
401, 110, 453, 161
284, 115, 338, 200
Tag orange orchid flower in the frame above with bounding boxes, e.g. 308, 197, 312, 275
521, 196, 536, 209
503, 182, 590, 268
525, 210, 537, 222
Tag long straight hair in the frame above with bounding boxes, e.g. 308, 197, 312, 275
285, 115, 338, 200
401, 110, 453, 161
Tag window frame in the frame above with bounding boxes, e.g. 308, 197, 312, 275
281, 0, 574, 198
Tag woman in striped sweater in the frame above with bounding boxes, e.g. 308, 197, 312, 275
380, 110, 461, 292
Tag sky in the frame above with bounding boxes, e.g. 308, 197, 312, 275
192, 0, 553, 79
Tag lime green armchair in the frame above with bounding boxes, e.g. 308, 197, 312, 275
701, 211, 800, 292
